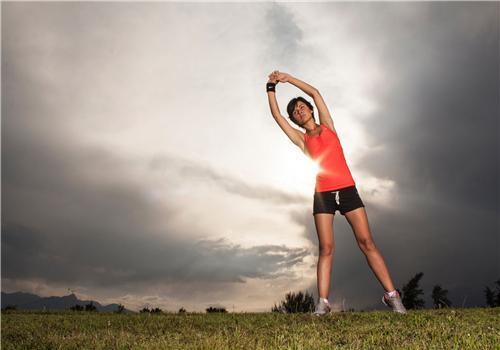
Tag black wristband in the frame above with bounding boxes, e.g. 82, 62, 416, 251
266, 82, 276, 92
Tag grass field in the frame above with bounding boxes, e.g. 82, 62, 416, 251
1, 308, 499, 349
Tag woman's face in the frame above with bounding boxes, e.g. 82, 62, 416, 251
293, 101, 312, 125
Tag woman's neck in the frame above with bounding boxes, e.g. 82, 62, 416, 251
305, 123, 320, 135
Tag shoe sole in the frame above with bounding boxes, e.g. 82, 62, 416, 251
313, 308, 331, 316
313, 312, 330, 316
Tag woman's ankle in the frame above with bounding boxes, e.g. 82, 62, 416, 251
384, 290, 398, 297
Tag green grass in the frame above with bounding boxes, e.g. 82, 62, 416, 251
1, 308, 499, 349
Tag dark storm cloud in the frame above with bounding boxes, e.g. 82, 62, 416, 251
349, 2, 499, 290
351, 2, 499, 214
2, 221, 309, 287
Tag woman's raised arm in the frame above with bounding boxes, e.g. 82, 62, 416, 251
266, 71, 305, 151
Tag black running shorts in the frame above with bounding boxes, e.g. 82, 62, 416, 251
313, 185, 365, 216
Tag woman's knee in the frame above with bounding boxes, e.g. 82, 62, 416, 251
319, 243, 334, 256
357, 238, 376, 252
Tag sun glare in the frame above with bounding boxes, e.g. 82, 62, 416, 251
272, 150, 320, 196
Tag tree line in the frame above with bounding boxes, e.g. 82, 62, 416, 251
3, 275, 498, 313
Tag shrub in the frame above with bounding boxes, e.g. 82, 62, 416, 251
206, 306, 227, 313
272, 290, 315, 313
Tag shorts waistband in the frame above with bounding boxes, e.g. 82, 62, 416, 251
314, 185, 356, 194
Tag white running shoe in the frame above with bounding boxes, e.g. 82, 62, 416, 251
313, 299, 331, 316
382, 291, 407, 314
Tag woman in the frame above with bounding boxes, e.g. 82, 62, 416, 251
266, 70, 407, 315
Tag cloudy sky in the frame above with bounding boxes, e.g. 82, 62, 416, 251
2, 1, 498, 312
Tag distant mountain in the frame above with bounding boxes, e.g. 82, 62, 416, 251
1, 291, 135, 313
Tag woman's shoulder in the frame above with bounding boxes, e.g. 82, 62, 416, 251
320, 122, 337, 135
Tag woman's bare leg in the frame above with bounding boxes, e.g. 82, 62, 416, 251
314, 213, 335, 299
344, 207, 396, 292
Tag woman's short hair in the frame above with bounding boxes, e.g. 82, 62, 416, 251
287, 96, 315, 126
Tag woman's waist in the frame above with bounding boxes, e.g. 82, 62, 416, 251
316, 165, 353, 177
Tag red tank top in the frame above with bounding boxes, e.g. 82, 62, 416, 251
304, 124, 356, 192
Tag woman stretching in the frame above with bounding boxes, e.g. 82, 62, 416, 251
266, 70, 407, 315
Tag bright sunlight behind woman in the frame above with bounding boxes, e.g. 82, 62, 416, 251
272, 147, 320, 197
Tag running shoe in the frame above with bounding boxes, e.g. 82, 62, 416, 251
313, 299, 331, 316
382, 291, 407, 314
